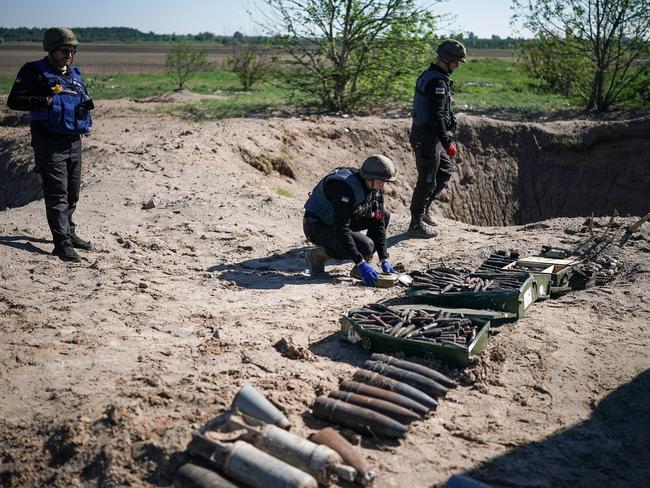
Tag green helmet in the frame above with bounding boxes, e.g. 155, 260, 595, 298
436, 39, 467, 63
43, 27, 79, 52
359, 155, 397, 182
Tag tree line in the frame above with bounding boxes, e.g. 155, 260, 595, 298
0, 26, 523, 48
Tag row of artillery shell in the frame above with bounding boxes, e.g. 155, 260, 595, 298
313, 355, 459, 439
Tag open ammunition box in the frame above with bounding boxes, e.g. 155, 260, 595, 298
504, 256, 578, 297
339, 305, 491, 367
405, 271, 537, 319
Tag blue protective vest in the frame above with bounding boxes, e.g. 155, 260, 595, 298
29, 59, 93, 135
304, 168, 368, 225
411, 68, 453, 128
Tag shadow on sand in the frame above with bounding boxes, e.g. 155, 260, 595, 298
457, 369, 650, 488
0, 235, 51, 256
206, 246, 351, 289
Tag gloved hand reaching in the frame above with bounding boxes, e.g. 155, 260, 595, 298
381, 260, 395, 273
358, 260, 379, 286
445, 143, 458, 157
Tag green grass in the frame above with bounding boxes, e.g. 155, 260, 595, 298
450, 59, 579, 112
276, 187, 293, 197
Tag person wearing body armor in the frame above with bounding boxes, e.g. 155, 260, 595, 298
303, 155, 397, 286
7, 27, 95, 262
407, 39, 466, 238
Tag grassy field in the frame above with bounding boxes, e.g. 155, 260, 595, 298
0, 42, 585, 119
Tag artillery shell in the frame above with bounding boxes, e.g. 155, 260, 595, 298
310, 428, 377, 487
174, 463, 239, 488
329, 390, 421, 424
340, 380, 429, 416
370, 353, 457, 388
313, 396, 408, 439
364, 361, 449, 398
352, 369, 438, 410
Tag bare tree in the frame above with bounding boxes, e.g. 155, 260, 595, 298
513, 0, 650, 112
262, 0, 441, 112
166, 41, 211, 90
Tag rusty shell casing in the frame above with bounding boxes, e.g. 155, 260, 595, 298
312, 396, 408, 439
174, 462, 239, 488
340, 380, 428, 416
370, 353, 457, 388
329, 390, 420, 424
352, 369, 438, 410
364, 360, 448, 398
223, 440, 318, 488
310, 427, 377, 487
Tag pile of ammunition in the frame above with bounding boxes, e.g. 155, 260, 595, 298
409, 266, 525, 293
573, 254, 620, 285
178, 385, 375, 488
348, 304, 477, 346
312, 353, 457, 441
476, 251, 519, 272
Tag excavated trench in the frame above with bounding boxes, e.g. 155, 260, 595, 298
1, 112, 648, 225
443, 115, 650, 226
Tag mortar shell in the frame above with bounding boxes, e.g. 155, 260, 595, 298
339, 380, 429, 416
312, 396, 408, 439
364, 361, 449, 398
370, 353, 457, 388
329, 390, 420, 424
352, 369, 438, 410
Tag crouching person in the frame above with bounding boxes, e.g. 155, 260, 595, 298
303, 155, 397, 286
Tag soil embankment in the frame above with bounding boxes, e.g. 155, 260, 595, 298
0, 100, 649, 487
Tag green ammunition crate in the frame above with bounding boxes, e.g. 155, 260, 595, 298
405, 271, 536, 319
339, 306, 490, 368
507, 256, 578, 297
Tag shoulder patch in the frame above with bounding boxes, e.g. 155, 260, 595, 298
341, 195, 350, 203
435, 86, 446, 95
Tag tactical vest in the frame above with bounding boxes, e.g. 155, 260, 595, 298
29, 59, 93, 135
411, 68, 455, 130
304, 168, 368, 225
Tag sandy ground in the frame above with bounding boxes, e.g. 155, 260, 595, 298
0, 99, 649, 488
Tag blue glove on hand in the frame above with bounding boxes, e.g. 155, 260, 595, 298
381, 260, 395, 273
358, 260, 379, 286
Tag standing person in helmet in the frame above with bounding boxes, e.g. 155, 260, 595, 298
7, 27, 95, 263
303, 155, 397, 286
407, 39, 467, 238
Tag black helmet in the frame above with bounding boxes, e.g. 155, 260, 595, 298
436, 39, 467, 63
359, 155, 397, 182
43, 27, 79, 52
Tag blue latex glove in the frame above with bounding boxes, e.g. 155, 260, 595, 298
358, 260, 379, 286
381, 260, 395, 274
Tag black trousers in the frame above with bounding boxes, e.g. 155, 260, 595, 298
31, 130, 82, 248
409, 125, 454, 217
303, 210, 391, 260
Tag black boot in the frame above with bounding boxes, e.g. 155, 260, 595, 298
70, 233, 92, 250
53, 245, 82, 263
407, 214, 438, 238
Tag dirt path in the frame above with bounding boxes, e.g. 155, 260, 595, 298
1, 101, 649, 487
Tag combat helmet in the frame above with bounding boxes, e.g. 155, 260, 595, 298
359, 155, 397, 182
43, 27, 79, 52
436, 39, 467, 63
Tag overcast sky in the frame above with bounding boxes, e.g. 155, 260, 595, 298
1, 0, 524, 38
